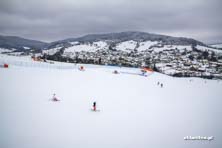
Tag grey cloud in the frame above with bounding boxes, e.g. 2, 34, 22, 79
0, 0, 221, 43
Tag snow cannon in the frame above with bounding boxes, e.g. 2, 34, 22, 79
4, 64, 9, 68
141, 68, 153, 72
79, 66, 85, 71
32, 56, 42, 62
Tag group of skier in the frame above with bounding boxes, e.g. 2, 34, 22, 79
157, 81, 163, 88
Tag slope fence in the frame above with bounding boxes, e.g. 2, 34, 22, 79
0, 56, 76, 70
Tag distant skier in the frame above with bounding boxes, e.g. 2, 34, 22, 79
161, 83, 163, 88
93, 101, 96, 111
113, 70, 119, 74
52, 94, 60, 102
157, 82, 160, 85
141, 69, 146, 76
98, 58, 102, 64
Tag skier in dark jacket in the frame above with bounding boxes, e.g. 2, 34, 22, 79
161, 83, 163, 88
93, 102, 96, 111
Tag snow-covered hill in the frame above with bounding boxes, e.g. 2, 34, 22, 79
0, 31, 208, 53
210, 43, 222, 49
42, 32, 221, 54
48, 31, 205, 48
0, 55, 222, 148
42, 38, 222, 79
64, 41, 108, 53
45, 39, 222, 54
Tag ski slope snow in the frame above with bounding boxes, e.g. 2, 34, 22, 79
0, 55, 222, 148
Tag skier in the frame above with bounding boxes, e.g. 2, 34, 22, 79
52, 94, 59, 102
161, 83, 163, 88
93, 101, 96, 111
113, 70, 119, 74
141, 69, 146, 76
157, 82, 160, 85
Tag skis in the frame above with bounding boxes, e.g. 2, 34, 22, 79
49, 98, 60, 102
139, 74, 147, 77
91, 109, 100, 112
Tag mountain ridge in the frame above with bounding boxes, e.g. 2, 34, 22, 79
0, 31, 208, 50
48, 31, 206, 49
0, 35, 48, 50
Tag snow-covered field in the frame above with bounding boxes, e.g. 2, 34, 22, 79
64, 41, 108, 53
210, 43, 222, 49
0, 48, 15, 53
116, 40, 137, 52
137, 41, 159, 51
0, 55, 222, 148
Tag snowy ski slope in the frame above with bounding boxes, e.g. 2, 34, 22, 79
0, 55, 222, 148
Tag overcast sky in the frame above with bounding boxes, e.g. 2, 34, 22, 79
0, 0, 221, 43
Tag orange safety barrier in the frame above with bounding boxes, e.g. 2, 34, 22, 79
142, 68, 153, 72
